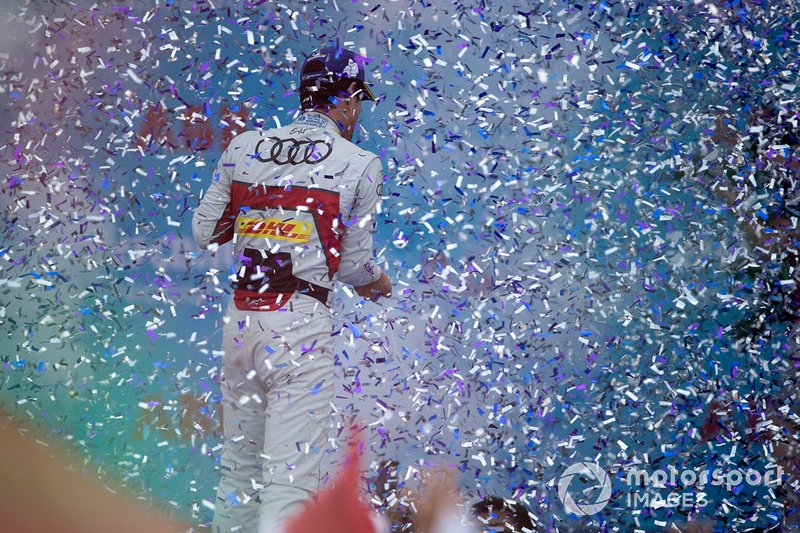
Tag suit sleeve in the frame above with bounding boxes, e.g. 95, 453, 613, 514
337, 157, 384, 286
192, 140, 238, 249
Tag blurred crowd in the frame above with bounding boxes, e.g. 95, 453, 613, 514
700, 101, 800, 530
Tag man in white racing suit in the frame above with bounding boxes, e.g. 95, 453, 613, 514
192, 46, 392, 532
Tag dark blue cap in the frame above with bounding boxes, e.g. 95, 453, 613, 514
300, 46, 376, 102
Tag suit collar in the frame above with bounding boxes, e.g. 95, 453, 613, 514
295, 111, 343, 136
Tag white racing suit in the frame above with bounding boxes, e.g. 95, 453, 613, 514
192, 111, 384, 532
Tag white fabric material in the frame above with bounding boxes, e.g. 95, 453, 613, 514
192, 111, 383, 291
211, 295, 335, 532
194, 113, 385, 531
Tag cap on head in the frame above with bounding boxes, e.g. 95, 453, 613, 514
300, 46, 376, 102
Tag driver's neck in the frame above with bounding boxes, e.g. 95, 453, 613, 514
319, 106, 355, 140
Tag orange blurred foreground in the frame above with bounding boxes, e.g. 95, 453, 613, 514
0, 412, 190, 533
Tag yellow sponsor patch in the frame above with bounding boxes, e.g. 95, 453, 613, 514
237, 217, 312, 243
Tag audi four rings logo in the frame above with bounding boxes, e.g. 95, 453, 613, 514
255, 137, 332, 165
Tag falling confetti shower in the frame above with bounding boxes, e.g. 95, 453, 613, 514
1, 0, 799, 531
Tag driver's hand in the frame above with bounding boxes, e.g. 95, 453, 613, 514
354, 272, 392, 302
